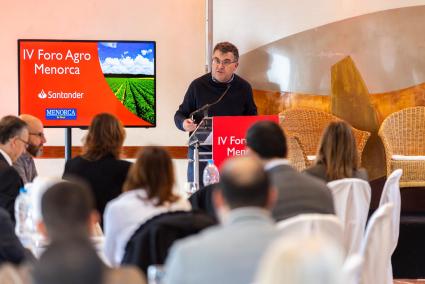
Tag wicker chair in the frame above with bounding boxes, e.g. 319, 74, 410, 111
280, 108, 371, 166
286, 135, 308, 171
378, 106, 425, 187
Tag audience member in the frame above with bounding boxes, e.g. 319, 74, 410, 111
103, 146, 191, 267
246, 120, 335, 221
0, 207, 26, 265
164, 156, 278, 284
13, 115, 46, 185
255, 236, 345, 284
62, 113, 132, 226
37, 181, 98, 242
303, 121, 368, 182
33, 238, 104, 284
36, 181, 146, 284
0, 115, 28, 220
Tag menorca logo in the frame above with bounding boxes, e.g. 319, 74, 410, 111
38, 89, 47, 99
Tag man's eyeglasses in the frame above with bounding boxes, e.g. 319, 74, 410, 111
17, 137, 30, 149
30, 132, 45, 139
212, 58, 237, 66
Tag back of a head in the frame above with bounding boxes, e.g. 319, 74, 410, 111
33, 238, 104, 284
19, 114, 43, 131
83, 112, 126, 161
246, 121, 287, 159
219, 156, 270, 209
316, 121, 358, 180
41, 181, 94, 241
0, 115, 27, 145
255, 236, 344, 284
123, 146, 176, 206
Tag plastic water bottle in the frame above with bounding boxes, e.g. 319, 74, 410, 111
203, 159, 220, 186
15, 187, 31, 238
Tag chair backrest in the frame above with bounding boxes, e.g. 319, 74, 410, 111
255, 234, 346, 284
360, 203, 394, 284
280, 108, 339, 155
121, 211, 216, 274
378, 106, 425, 156
327, 178, 371, 257
342, 254, 363, 284
286, 135, 308, 171
188, 184, 217, 221
276, 214, 344, 251
379, 169, 402, 253
280, 108, 370, 164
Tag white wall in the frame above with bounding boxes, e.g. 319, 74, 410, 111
1, 0, 206, 148
0, 0, 205, 187
214, 0, 425, 54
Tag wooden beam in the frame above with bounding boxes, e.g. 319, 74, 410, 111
39, 146, 188, 159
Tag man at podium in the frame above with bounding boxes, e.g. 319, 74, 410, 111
174, 42, 257, 185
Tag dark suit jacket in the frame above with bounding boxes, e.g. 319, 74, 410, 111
63, 154, 132, 225
0, 207, 26, 265
268, 164, 335, 221
0, 153, 23, 222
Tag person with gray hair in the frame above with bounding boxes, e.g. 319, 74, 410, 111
165, 156, 278, 284
14, 114, 47, 184
0, 115, 28, 220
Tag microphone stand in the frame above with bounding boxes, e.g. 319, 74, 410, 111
189, 84, 231, 121
188, 83, 231, 187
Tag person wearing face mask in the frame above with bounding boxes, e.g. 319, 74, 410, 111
14, 114, 47, 185
174, 42, 257, 186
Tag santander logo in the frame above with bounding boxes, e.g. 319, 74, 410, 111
38, 89, 47, 99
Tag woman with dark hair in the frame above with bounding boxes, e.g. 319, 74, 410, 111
103, 146, 190, 267
303, 121, 368, 182
62, 113, 131, 226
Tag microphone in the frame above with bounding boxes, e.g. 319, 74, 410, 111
189, 84, 231, 120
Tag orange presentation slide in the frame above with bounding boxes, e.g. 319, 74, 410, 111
18, 40, 156, 127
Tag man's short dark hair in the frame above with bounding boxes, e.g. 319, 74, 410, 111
41, 181, 94, 240
213, 42, 239, 61
219, 156, 270, 209
246, 121, 287, 159
0, 115, 27, 144
33, 239, 104, 284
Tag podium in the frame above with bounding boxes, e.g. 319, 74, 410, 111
188, 117, 213, 187
187, 115, 279, 188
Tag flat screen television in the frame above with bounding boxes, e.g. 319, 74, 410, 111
18, 39, 156, 127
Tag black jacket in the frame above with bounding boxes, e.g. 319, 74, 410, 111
122, 210, 216, 274
0, 153, 23, 222
63, 154, 132, 225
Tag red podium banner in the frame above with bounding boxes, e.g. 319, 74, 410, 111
212, 115, 279, 168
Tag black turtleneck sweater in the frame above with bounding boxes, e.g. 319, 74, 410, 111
174, 73, 258, 131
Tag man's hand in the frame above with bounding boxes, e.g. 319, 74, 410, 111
183, 118, 197, 132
